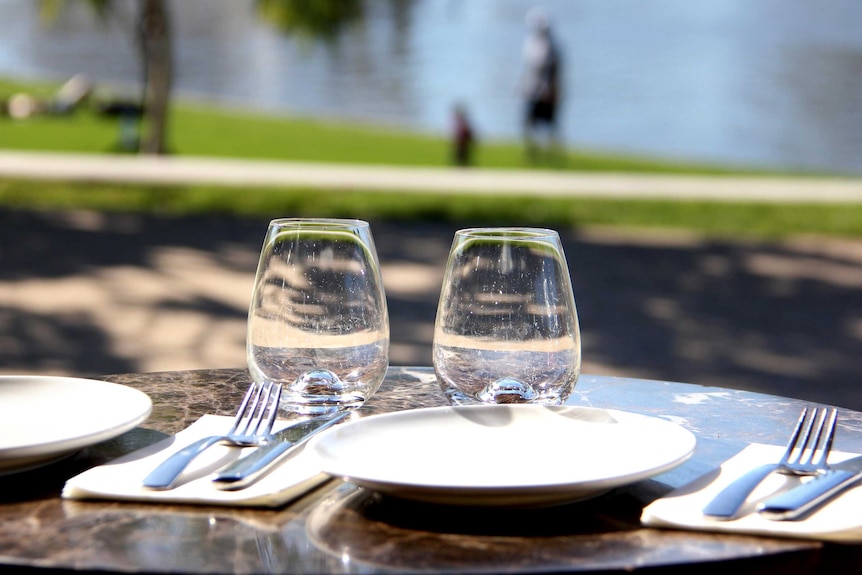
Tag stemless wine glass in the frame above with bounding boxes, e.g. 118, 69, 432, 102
247, 218, 389, 416
433, 227, 581, 405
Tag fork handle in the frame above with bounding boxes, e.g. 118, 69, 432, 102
143, 435, 225, 490
702, 463, 778, 520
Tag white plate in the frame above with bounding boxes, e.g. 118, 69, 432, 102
0, 375, 152, 474
309, 404, 696, 507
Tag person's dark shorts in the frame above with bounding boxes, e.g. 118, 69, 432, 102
527, 99, 556, 125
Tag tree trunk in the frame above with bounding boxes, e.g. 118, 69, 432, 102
138, 0, 171, 155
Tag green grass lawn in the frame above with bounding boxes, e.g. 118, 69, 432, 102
2, 76, 862, 239
2, 177, 862, 239
169, 105, 760, 174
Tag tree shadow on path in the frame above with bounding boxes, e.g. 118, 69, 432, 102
1, 210, 860, 410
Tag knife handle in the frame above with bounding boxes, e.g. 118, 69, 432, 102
143, 435, 225, 490
758, 469, 862, 520
702, 463, 777, 520
212, 412, 347, 491
212, 441, 296, 490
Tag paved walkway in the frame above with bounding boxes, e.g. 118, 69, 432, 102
1, 150, 862, 202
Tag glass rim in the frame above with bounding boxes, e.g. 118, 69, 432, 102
269, 217, 369, 229
455, 227, 559, 240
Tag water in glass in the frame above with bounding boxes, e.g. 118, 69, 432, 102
248, 218, 389, 415
433, 228, 580, 405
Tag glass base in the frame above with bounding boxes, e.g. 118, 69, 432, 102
442, 378, 570, 406
477, 378, 538, 403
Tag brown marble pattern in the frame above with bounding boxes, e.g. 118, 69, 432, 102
1, 367, 862, 573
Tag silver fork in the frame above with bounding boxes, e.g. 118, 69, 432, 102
143, 381, 283, 490
702, 407, 838, 520
778, 407, 838, 476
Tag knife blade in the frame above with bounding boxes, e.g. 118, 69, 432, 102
212, 411, 349, 490
757, 455, 862, 520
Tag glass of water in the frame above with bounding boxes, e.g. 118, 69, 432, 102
433, 227, 581, 405
247, 218, 389, 416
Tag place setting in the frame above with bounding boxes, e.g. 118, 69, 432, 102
642, 406, 862, 542
63, 218, 391, 507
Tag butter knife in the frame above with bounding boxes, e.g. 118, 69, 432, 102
212, 412, 348, 490
758, 455, 862, 520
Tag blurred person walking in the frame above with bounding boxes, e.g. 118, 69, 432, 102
451, 104, 476, 167
519, 7, 563, 163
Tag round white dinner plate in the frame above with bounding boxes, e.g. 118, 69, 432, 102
0, 375, 152, 474
309, 404, 696, 507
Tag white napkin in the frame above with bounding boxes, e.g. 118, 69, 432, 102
62, 415, 332, 508
642, 443, 862, 542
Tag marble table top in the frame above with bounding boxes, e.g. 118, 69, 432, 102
2, 366, 862, 574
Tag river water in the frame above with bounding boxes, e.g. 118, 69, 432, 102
1, 0, 861, 175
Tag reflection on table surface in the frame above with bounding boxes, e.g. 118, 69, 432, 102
2, 366, 862, 574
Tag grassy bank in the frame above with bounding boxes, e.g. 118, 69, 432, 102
3, 178, 862, 239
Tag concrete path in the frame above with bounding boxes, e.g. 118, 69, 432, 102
1, 150, 862, 202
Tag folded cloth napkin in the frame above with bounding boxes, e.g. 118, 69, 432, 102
642, 443, 862, 542
62, 415, 332, 508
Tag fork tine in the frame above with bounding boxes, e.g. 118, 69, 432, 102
247, 383, 282, 437
227, 382, 257, 434
778, 408, 809, 465
259, 383, 283, 436
243, 382, 282, 437
239, 382, 271, 436
814, 408, 839, 466
790, 408, 820, 464
250, 382, 273, 435
798, 408, 827, 465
